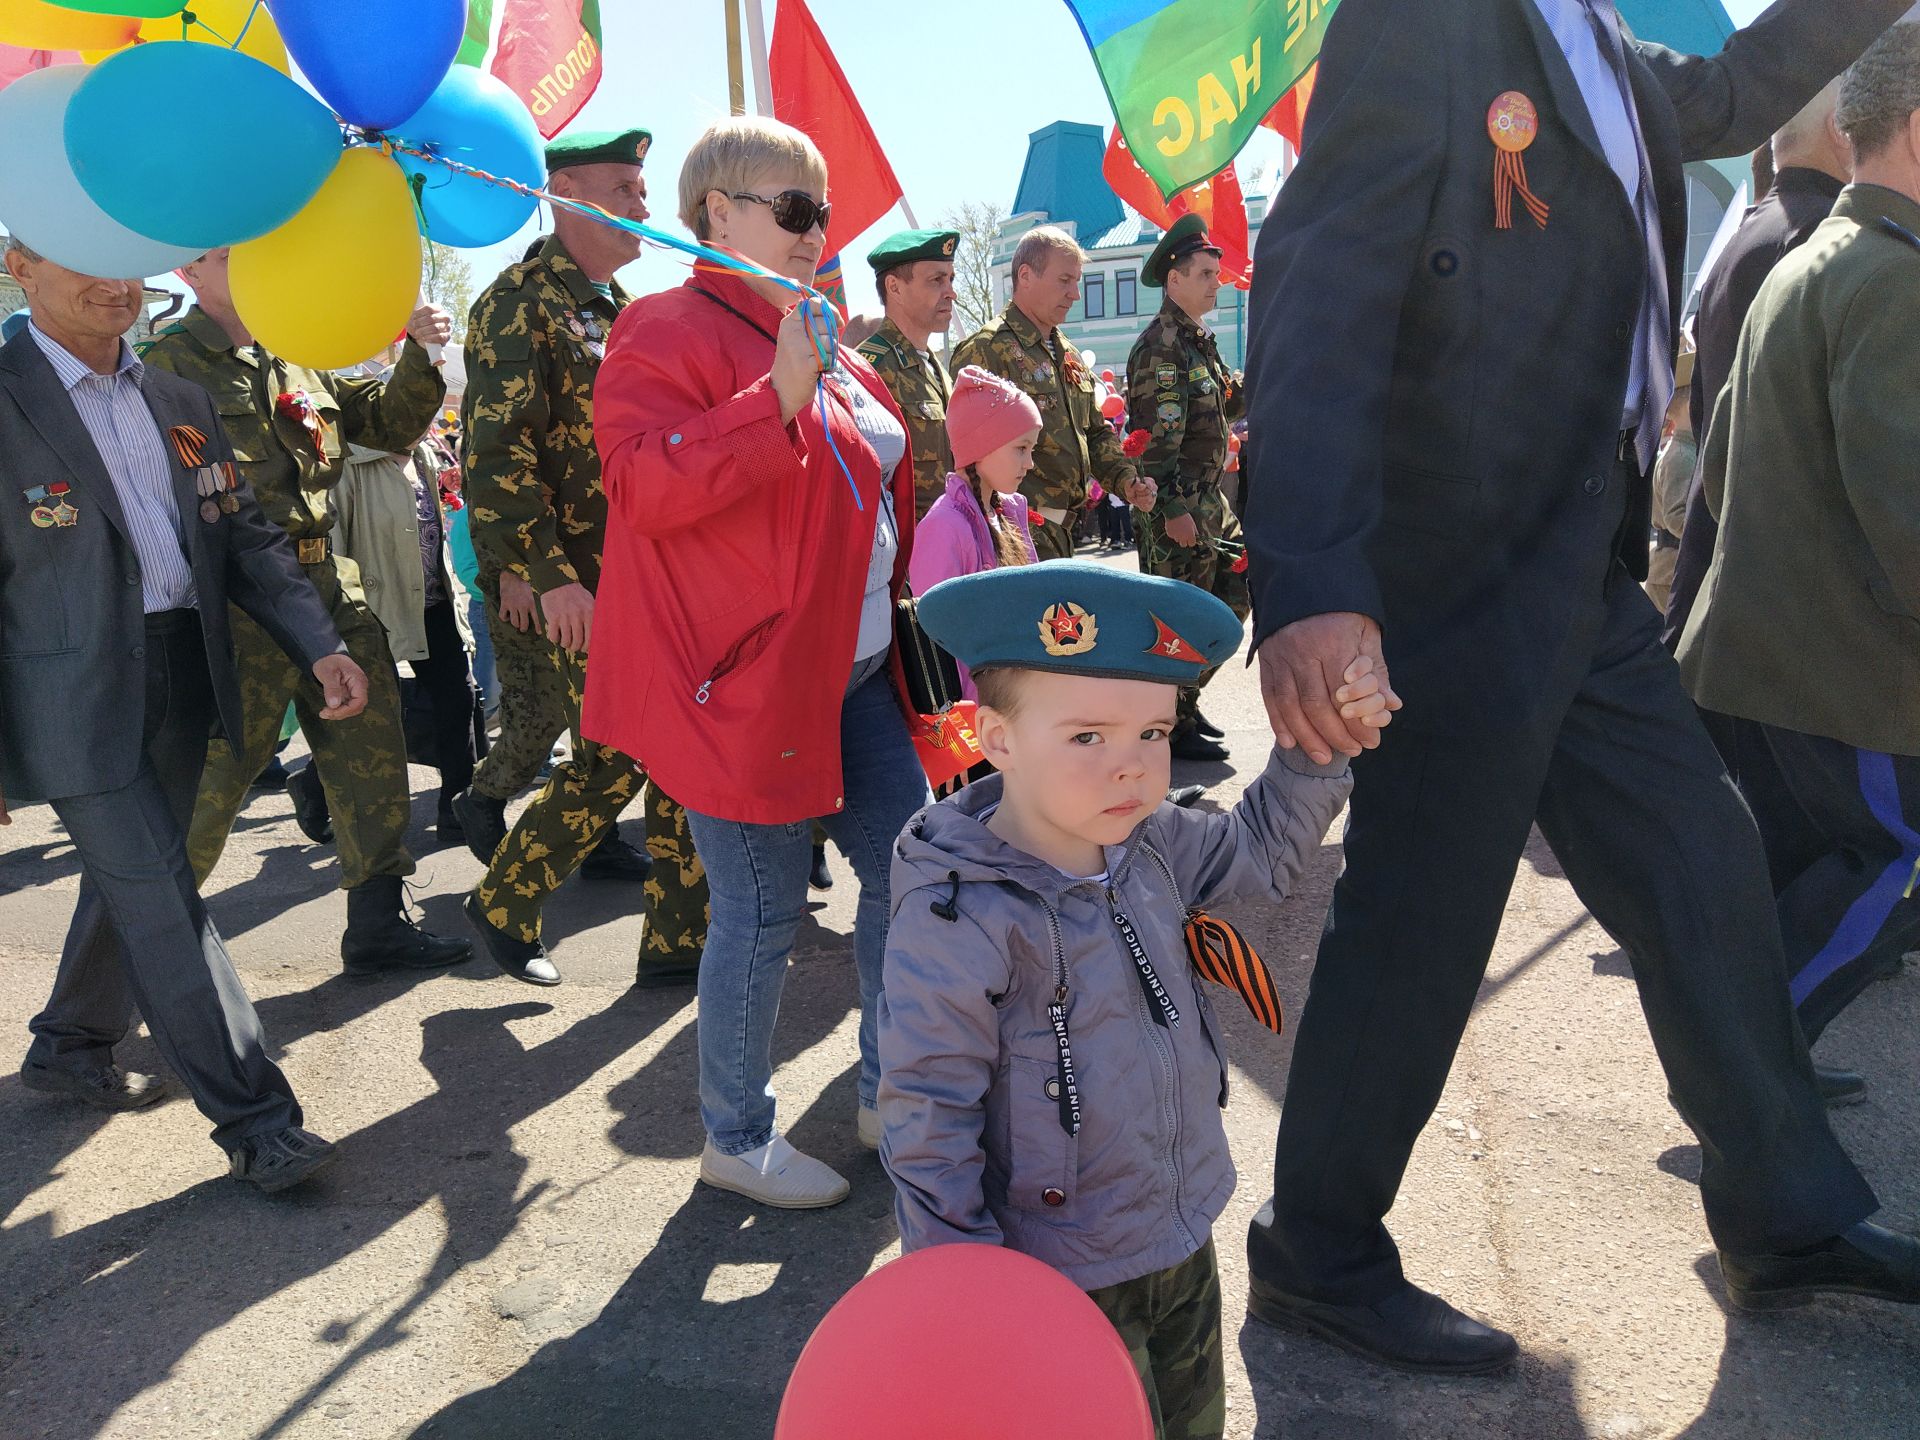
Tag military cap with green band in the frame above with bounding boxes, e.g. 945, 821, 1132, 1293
866, 228, 960, 275
545, 129, 653, 173
1142, 213, 1222, 288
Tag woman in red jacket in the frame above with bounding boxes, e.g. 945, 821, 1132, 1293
587, 118, 929, 1210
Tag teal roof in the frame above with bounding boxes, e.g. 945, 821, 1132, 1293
1011, 121, 1122, 244
1619, 0, 1734, 54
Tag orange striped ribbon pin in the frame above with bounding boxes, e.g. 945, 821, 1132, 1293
1184, 912, 1284, 1034
168, 424, 208, 469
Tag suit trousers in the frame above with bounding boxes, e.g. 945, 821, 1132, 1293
1250, 567, 1876, 1303
1759, 726, 1920, 1045
27, 610, 300, 1150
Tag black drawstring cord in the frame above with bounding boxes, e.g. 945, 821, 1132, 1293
929, 871, 960, 922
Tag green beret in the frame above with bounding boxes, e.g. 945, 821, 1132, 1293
867, 228, 960, 275
545, 128, 653, 173
917, 560, 1243, 686
1142, 213, 1222, 287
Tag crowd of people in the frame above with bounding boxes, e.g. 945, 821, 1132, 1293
2, 2, 1918, 1434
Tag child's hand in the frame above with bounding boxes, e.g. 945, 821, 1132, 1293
1334, 655, 1396, 730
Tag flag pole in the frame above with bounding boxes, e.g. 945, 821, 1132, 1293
744, 0, 773, 115
725, 0, 747, 115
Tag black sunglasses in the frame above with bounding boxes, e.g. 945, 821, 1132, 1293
730, 189, 831, 235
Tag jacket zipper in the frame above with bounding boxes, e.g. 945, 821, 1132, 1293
1036, 897, 1081, 1140
695, 612, 783, 705
1108, 879, 1197, 1253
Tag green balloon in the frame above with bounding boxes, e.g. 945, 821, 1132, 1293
45, 1, 184, 16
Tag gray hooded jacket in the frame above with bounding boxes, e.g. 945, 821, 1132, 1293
878, 748, 1351, 1291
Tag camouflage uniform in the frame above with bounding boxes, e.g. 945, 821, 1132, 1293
856, 318, 951, 519
1085, 1241, 1226, 1440
470, 568, 569, 799
951, 302, 1138, 562
462, 235, 707, 955
140, 307, 443, 890
1126, 301, 1251, 729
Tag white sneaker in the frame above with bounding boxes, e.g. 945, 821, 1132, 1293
857, 1104, 883, 1151
699, 1133, 850, 1209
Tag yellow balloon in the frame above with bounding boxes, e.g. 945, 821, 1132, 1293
231, 148, 422, 373
0, 2, 140, 49
81, 0, 291, 74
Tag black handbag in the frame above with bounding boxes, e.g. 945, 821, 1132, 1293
894, 591, 965, 716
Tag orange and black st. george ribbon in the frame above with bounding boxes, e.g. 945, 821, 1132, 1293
1184, 911, 1284, 1034
167, 424, 209, 469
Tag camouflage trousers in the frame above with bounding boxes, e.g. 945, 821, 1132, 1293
1086, 1240, 1226, 1440
469, 571, 568, 802
1137, 486, 1251, 727
190, 559, 414, 890
473, 640, 709, 955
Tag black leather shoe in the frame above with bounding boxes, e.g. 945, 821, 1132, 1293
341, 876, 472, 974
580, 831, 652, 883
1247, 1277, 1519, 1375
436, 801, 464, 846
21, 1060, 170, 1111
633, 959, 701, 990
1816, 1064, 1868, 1107
1193, 709, 1226, 739
809, 842, 834, 893
286, 763, 335, 845
228, 1126, 337, 1194
251, 755, 290, 792
464, 893, 560, 985
1721, 1222, 1920, 1311
451, 789, 508, 865
1168, 784, 1207, 809
1170, 727, 1230, 764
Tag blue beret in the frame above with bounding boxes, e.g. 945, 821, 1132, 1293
917, 560, 1243, 686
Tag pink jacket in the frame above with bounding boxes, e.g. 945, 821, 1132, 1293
907, 472, 1040, 700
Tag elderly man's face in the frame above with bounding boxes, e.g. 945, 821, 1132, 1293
1017, 251, 1081, 329
3, 248, 145, 346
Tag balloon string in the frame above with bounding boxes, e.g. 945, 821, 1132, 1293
233, 2, 264, 50
370, 133, 864, 512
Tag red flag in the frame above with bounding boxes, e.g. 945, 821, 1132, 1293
491, 0, 603, 140
0, 44, 80, 95
1102, 131, 1252, 287
769, 0, 903, 257
813, 253, 850, 319
1260, 64, 1318, 150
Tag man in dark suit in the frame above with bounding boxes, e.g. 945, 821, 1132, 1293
0, 238, 360, 1193
1240, 0, 1920, 1375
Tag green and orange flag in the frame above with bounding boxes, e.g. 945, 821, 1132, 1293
1062, 0, 1338, 198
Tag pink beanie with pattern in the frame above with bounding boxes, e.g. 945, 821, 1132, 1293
946, 364, 1043, 470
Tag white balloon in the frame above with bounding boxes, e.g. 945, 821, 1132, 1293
0, 66, 201, 280
1081, 349, 1097, 366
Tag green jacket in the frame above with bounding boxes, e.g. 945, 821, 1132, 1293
950, 301, 1137, 514
1124, 300, 1244, 523
461, 235, 629, 596
857, 317, 952, 519
1678, 184, 1920, 755
139, 307, 445, 544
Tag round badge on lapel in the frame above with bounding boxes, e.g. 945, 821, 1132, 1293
1488, 91, 1540, 153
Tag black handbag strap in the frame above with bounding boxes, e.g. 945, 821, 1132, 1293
689, 284, 779, 343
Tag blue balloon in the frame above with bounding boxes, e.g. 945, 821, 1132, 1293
393, 66, 544, 249
66, 44, 342, 251
272, 0, 466, 131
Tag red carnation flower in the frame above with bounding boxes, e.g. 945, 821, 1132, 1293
1121, 428, 1151, 459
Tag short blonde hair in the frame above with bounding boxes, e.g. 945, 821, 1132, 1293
678, 116, 829, 242
1011, 226, 1083, 283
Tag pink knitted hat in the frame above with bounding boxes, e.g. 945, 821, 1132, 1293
946, 364, 1043, 470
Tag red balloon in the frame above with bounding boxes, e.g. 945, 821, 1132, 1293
1101, 367, 1115, 383
776, 1246, 1152, 1440
1100, 393, 1126, 419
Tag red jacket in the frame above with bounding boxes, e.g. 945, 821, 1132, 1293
585, 271, 919, 825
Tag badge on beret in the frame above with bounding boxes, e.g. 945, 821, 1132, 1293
1039, 601, 1099, 658
941, 236, 956, 257
1489, 91, 1550, 230
1147, 615, 1207, 665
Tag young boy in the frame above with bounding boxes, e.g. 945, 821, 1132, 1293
878, 561, 1387, 1439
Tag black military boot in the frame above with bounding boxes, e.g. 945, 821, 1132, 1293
464, 893, 560, 985
580, 827, 652, 882
1169, 723, 1230, 764
451, 789, 508, 865
340, 875, 473, 976
1192, 708, 1226, 740
286, 762, 334, 844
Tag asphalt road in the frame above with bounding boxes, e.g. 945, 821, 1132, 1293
1, 571, 1915, 1439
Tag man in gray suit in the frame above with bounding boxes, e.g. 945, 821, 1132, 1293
0, 237, 358, 1193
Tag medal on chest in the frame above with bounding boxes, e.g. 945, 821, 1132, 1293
22, 482, 78, 528
1489, 91, 1551, 231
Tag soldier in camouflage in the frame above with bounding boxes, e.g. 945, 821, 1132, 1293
950, 225, 1154, 560
454, 127, 709, 989
1126, 215, 1250, 764
142, 249, 473, 976
857, 228, 958, 519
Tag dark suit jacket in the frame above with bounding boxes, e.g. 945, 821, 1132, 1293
1663, 165, 1845, 649
1241, 0, 1908, 733
0, 329, 340, 805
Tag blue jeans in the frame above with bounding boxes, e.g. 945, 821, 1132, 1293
466, 592, 497, 708
685, 668, 930, 1154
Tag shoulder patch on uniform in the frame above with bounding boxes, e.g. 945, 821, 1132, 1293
1155, 363, 1178, 387
856, 336, 889, 362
